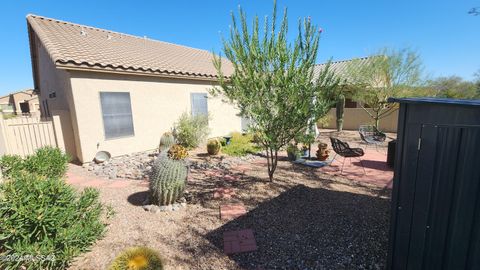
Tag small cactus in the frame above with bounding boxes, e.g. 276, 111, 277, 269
150, 152, 187, 206
207, 138, 221, 155
109, 246, 164, 270
167, 144, 188, 160
159, 132, 175, 152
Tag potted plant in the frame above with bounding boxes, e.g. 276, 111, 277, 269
316, 142, 330, 161
301, 145, 309, 157
286, 143, 301, 161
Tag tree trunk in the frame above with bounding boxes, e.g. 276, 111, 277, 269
266, 147, 278, 181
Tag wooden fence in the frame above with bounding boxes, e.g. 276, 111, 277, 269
322, 108, 399, 132
0, 115, 60, 157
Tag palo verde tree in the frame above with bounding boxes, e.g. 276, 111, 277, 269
212, 2, 338, 181
346, 48, 424, 129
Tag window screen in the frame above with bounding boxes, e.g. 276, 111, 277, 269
191, 93, 208, 117
100, 92, 134, 139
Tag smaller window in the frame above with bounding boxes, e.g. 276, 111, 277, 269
191, 93, 208, 117
100, 92, 135, 139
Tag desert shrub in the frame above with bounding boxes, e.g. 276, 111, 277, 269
23, 147, 70, 178
0, 147, 70, 179
167, 144, 188, 160
207, 138, 221, 155
109, 246, 164, 270
0, 174, 106, 269
286, 143, 301, 161
0, 155, 24, 178
222, 132, 261, 157
219, 137, 227, 146
173, 113, 209, 148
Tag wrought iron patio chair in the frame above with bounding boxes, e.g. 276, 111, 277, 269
359, 125, 386, 151
330, 137, 366, 174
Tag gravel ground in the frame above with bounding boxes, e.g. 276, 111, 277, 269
68, 130, 392, 270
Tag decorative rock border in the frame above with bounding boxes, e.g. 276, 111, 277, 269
142, 196, 188, 213
81, 150, 259, 181
142, 202, 187, 213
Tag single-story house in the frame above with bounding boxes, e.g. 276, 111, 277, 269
27, 14, 242, 163
0, 89, 40, 115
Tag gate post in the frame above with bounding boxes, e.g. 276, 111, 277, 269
0, 114, 9, 156
51, 113, 66, 152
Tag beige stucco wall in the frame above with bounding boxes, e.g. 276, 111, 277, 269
68, 71, 242, 163
36, 35, 72, 113
34, 34, 77, 158
322, 108, 399, 132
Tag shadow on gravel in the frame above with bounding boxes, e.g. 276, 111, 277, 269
127, 191, 149, 206
205, 184, 390, 269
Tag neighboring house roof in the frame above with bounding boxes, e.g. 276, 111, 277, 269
26, 14, 233, 81
313, 57, 374, 83
0, 89, 36, 100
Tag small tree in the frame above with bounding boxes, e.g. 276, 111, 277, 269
346, 48, 424, 129
475, 69, 480, 96
428, 76, 479, 99
212, 2, 338, 181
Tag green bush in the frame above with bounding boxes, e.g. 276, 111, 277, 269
173, 113, 209, 149
109, 246, 164, 270
222, 132, 262, 157
0, 147, 70, 179
24, 147, 70, 178
0, 155, 24, 178
0, 174, 106, 269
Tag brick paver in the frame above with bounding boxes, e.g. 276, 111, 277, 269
214, 187, 236, 199
67, 167, 135, 189
223, 174, 239, 182
107, 181, 131, 188
220, 203, 247, 220
223, 229, 257, 254
321, 149, 394, 188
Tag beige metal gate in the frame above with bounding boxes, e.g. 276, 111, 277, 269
0, 115, 58, 157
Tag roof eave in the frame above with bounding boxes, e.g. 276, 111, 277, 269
55, 63, 228, 83
27, 20, 40, 91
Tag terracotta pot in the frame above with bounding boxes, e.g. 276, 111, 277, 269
316, 143, 330, 161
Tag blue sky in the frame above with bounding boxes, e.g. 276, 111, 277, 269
1, 0, 479, 95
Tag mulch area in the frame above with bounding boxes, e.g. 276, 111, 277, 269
67, 130, 393, 270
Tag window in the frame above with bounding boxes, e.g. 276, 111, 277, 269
100, 92, 134, 139
190, 93, 208, 117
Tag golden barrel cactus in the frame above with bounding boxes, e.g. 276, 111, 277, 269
109, 246, 164, 270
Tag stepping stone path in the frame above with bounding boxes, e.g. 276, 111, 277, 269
214, 187, 236, 199
205, 165, 257, 255
66, 171, 134, 189
223, 229, 257, 254
220, 203, 247, 220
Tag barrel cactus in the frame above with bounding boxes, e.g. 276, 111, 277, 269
159, 132, 175, 152
207, 138, 221, 155
109, 246, 164, 270
150, 152, 188, 206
